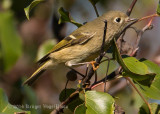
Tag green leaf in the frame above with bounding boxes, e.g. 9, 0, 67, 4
0, 88, 30, 114
97, 53, 119, 77
134, 59, 160, 100
123, 57, 148, 75
139, 103, 160, 114
112, 39, 155, 86
88, 0, 99, 5
58, 7, 82, 27
24, 0, 45, 20
74, 104, 86, 114
140, 58, 160, 74
157, 0, 160, 15
37, 39, 57, 61
85, 91, 114, 114
0, 11, 22, 72
59, 89, 84, 112
59, 88, 76, 102
135, 74, 160, 100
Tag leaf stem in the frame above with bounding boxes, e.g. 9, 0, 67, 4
125, 77, 152, 114
138, 13, 158, 22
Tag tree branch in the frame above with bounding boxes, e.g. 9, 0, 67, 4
126, 0, 137, 16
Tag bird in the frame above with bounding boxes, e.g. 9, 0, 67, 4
23, 11, 136, 86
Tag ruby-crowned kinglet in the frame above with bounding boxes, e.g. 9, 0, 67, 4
24, 11, 136, 85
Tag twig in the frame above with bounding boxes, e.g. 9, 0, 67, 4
64, 80, 69, 100
91, 70, 119, 89
100, 58, 114, 63
125, 77, 152, 114
101, 20, 107, 53
104, 55, 110, 92
138, 14, 158, 22
93, 4, 99, 17
94, 71, 97, 83
51, 90, 79, 114
85, 65, 89, 77
134, 19, 153, 49
69, 68, 85, 78
126, 0, 137, 16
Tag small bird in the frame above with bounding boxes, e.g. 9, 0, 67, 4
24, 11, 136, 85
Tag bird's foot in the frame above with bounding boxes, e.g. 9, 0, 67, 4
90, 61, 99, 71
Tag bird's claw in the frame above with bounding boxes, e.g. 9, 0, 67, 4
90, 61, 99, 71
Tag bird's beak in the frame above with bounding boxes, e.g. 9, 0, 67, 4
126, 17, 138, 22
121, 18, 138, 34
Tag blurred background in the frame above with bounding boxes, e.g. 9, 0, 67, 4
0, 0, 160, 113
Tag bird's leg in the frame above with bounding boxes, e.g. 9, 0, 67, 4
66, 60, 99, 71
66, 60, 100, 86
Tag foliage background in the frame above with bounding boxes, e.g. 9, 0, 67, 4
0, 0, 160, 113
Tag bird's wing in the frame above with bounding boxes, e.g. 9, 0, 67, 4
37, 32, 96, 64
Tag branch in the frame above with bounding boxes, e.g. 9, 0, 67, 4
126, 0, 137, 16
134, 21, 153, 49
93, 4, 99, 17
91, 70, 119, 89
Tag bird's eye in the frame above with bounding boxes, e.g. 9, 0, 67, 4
114, 17, 121, 23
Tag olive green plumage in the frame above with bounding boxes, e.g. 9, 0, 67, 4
24, 11, 134, 85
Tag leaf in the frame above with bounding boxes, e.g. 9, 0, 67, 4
112, 39, 155, 86
140, 58, 160, 74
59, 88, 76, 102
97, 53, 119, 77
59, 88, 84, 112
88, 0, 99, 5
139, 103, 160, 114
58, 7, 82, 27
37, 39, 57, 61
74, 104, 86, 114
24, 0, 45, 20
85, 91, 114, 114
0, 88, 30, 114
0, 11, 22, 72
135, 74, 160, 100
157, 0, 160, 15
134, 59, 160, 100
123, 57, 148, 74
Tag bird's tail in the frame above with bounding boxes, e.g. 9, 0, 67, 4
23, 61, 51, 86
